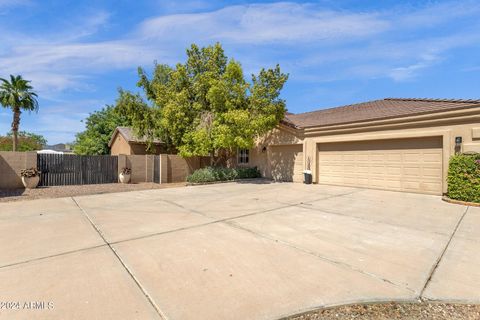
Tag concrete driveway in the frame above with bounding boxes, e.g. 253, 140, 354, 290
0, 182, 478, 319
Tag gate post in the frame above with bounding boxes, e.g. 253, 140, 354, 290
117, 154, 127, 183
159, 154, 168, 184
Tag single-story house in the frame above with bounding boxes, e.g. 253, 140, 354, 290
109, 127, 171, 155
243, 98, 480, 195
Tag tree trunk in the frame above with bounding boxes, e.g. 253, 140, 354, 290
11, 107, 21, 152
210, 150, 215, 167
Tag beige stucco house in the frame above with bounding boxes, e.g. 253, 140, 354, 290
109, 127, 171, 155
243, 98, 480, 195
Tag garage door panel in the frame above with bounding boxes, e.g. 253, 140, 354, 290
424, 153, 442, 162
385, 180, 402, 189
370, 154, 385, 162
387, 153, 402, 161
424, 167, 442, 178
356, 165, 369, 173
318, 137, 443, 195
386, 166, 402, 175
423, 182, 443, 192
403, 166, 421, 176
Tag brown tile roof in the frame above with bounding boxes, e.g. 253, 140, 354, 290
286, 98, 480, 128
108, 127, 163, 147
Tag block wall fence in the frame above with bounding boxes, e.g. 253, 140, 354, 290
0, 152, 202, 189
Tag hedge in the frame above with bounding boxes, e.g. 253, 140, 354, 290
447, 153, 480, 203
187, 166, 261, 183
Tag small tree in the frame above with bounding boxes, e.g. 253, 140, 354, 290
132, 43, 289, 165
73, 89, 147, 155
0, 75, 39, 151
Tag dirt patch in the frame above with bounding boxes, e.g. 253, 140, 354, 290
286, 302, 480, 320
0, 182, 185, 202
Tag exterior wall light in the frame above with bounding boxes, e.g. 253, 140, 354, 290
455, 136, 462, 154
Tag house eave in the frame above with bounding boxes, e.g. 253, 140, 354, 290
301, 107, 480, 137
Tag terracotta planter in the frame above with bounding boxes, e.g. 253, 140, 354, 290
22, 176, 40, 189
119, 173, 131, 184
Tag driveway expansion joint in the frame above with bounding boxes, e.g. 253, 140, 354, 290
0, 244, 108, 270
71, 197, 168, 320
419, 205, 470, 299
223, 219, 417, 294
294, 203, 452, 238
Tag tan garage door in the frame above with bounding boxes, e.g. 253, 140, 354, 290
270, 145, 303, 182
317, 137, 443, 195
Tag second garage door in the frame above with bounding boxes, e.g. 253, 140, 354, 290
317, 137, 443, 195
270, 145, 303, 182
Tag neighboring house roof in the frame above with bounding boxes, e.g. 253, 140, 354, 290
108, 127, 163, 147
37, 149, 63, 154
43, 143, 73, 152
286, 98, 480, 128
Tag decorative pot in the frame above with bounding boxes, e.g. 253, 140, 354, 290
22, 176, 40, 189
119, 173, 131, 184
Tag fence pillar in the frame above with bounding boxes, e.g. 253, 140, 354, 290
145, 155, 154, 182
159, 154, 168, 184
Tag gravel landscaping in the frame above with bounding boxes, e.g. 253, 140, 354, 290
286, 302, 480, 320
0, 182, 185, 202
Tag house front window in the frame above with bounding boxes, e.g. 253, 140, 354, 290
238, 149, 249, 164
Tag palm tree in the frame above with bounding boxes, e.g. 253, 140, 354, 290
0, 75, 39, 151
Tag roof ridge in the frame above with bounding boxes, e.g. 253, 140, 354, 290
384, 97, 480, 104
285, 97, 480, 129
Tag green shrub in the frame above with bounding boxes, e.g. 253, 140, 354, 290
447, 153, 480, 203
187, 166, 261, 183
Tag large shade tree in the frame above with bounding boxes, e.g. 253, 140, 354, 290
0, 75, 39, 151
131, 43, 289, 164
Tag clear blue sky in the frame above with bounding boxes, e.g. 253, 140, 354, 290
1, 0, 479, 144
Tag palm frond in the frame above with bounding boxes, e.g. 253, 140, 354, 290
0, 74, 39, 112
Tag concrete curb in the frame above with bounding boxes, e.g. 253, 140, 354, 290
278, 298, 480, 320
442, 196, 480, 207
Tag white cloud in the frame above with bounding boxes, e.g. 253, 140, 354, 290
1, 0, 480, 142
0, 41, 158, 94
389, 55, 440, 82
2, 1, 480, 94
139, 3, 390, 44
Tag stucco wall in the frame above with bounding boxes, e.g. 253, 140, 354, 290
0, 151, 37, 189
110, 133, 132, 155
130, 143, 170, 155
303, 119, 480, 193
124, 155, 151, 183
247, 126, 304, 179
118, 154, 202, 183
249, 109, 480, 194
110, 132, 171, 155
167, 155, 200, 183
